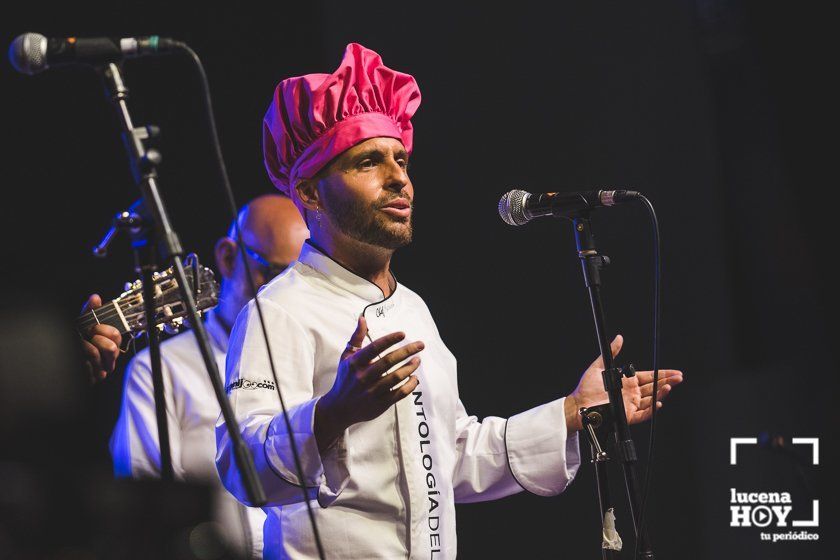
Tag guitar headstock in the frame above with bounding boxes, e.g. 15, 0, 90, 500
78, 255, 220, 337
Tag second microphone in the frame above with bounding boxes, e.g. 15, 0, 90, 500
498, 189, 640, 226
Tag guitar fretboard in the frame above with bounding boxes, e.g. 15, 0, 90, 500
77, 300, 130, 335
75, 263, 218, 338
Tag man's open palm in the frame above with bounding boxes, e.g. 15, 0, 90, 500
568, 335, 684, 431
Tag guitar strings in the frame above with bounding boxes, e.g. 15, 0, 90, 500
80, 271, 210, 330
79, 287, 171, 324
79, 302, 153, 326
79, 301, 141, 325
79, 294, 200, 330
79, 298, 152, 329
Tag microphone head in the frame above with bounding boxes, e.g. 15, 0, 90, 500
8, 33, 48, 75
498, 189, 531, 226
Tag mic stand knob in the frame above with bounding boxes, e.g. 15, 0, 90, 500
92, 209, 144, 258
139, 148, 163, 173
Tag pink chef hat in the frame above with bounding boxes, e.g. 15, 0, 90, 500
263, 43, 422, 209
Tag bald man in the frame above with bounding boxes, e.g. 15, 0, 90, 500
84, 194, 308, 559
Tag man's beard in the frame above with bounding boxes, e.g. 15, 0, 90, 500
321, 191, 413, 250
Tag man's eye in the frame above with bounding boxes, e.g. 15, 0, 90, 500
398, 159, 410, 170
358, 159, 375, 169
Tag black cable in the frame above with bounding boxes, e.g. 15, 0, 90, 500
634, 195, 660, 559
174, 42, 327, 560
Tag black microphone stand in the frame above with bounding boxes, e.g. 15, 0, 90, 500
571, 213, 653, 559
98, 61, 266, 505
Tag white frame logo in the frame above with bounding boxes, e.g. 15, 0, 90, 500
730, 437, 819, 467
729, 437, 820, 542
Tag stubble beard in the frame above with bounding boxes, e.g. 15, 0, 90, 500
321, 191, 413, 250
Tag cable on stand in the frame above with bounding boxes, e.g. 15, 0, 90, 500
571, 212, 654, 559
497, 188, 665, 558
171, 43, 328, 560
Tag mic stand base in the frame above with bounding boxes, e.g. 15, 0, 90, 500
581, 404, 619, 560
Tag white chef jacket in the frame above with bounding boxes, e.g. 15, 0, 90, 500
216, 242, 581, 559
110, 310, 266, 559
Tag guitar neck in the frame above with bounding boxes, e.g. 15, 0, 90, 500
76, 263, 219, 339
77, 300, 131, 336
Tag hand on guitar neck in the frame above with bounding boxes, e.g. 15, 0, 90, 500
80, 293, 123, 384
77, 257, 220, 384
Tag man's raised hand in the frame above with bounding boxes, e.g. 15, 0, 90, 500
564, 335, 684, 432
315, 316, 424, 452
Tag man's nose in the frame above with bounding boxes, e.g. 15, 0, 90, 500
383, 158, 409, 191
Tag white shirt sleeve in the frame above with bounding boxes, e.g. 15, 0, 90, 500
451, 397, 580, 503
215, 299, 350, 508
110, 352, 185, 479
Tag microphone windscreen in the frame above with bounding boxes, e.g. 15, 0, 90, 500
498, 189, 530, 226
8, 33, 48, 75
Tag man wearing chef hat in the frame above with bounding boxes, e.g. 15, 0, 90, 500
216, 43, 683, 559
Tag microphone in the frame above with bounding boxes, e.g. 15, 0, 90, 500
8, 32, 177, 75
498, 189, 640, 226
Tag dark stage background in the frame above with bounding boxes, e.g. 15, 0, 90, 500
1, 1, 835, 558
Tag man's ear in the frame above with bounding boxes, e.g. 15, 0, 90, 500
214, 237, 238, 280
295, 179, 321, 211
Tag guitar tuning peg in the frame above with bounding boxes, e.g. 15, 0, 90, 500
156, 323, 165, 332
124, 282, 133, 291
152, 271, 161, 280
163, 316, 184, 335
